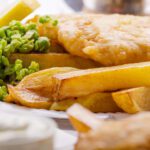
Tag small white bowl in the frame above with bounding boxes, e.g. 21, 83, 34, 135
0, 111, 57, 150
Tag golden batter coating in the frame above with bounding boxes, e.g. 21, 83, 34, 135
29, 14, 150, 66
76, 112, 150, 150
57, 14, 150, 66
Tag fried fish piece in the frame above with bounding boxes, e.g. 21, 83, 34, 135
71, 104, 150, 150
57, 14, 150, 66
29, 14, 150, 66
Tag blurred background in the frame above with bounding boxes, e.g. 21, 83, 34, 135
81, 0, 149, 15
35, 0, 150, 15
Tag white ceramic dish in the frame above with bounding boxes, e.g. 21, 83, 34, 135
0, 102, 77, 150
0, 111, 57, 150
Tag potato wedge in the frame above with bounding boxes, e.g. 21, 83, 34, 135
67, 104, 100, 133
5, 67, 77, 109
51, 92, 121, 112
6, 85, 53, 109
51, 62, 150, 100
17, 67, 77, 89
10, 53, 99, 69
112, 87, 150, 114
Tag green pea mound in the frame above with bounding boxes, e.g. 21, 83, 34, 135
0, 16, 57, 100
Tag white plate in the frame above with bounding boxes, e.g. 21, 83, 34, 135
0, 102, 128, 130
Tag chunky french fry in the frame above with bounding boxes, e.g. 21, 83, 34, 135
10, 53, 99, 69
112, 87, 150, 114
17, 67, 77, 89
5, 67, 77, 109
6, 85, 53, 109
51, 62, 150, 100
51, 92, 121, 112
67, 104, 100, 133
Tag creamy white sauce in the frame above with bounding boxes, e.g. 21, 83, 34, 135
0, 112, 56, 150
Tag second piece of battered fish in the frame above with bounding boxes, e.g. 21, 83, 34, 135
57, 14, 150, 66
76, 112, 150, 150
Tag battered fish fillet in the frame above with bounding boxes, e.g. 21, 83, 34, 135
76, 112, 150, 150
57, 14, 150, 66
29, 14, 150, 66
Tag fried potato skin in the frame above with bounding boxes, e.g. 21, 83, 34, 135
10, 53, 100, 69
57, 14, 150, 66
5, 67, 77, 109
6, 85, 52, 109
112, 87, 150, 114
51, 62, 150, 100
67, 104, 100, 133
51, 92, 121, 112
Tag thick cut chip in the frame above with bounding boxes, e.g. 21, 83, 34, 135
5, 67, 77, 109
51, 62, 150, 100
112, 87, 150, 114
51, 92, 121, 112
10, 53, 99, 70
17, 67, 77, 90
6, 85, 53, 109
67, 104, 100, 133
